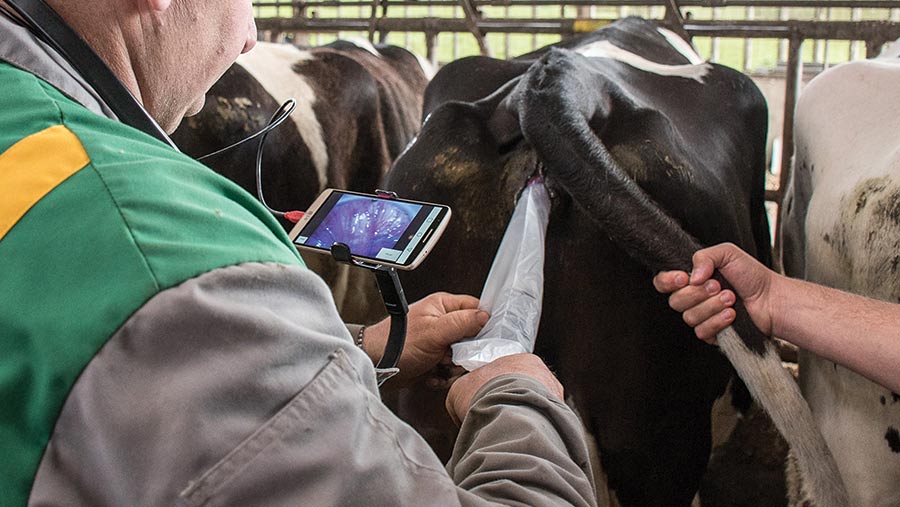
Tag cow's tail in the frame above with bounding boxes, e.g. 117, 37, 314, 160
716, 329, 847, 506
518, 48, 849, 507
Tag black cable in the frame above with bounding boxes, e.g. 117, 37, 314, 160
196, 99, 295, 161
4, 0, 299, 219
196, 99, 297, 219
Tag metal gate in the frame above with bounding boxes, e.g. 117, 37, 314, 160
250, 0, 900, 251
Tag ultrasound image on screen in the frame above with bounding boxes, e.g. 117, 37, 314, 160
305, 194, 422, 259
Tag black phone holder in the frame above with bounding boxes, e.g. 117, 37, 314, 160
329, 190, 409, 372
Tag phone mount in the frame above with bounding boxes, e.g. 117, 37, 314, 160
329, 190, 409, 379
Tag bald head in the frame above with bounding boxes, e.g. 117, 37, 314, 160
16, 0, 257, 133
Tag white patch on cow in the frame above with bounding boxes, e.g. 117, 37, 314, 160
343, 36, 381, 57
236, 42, 328, 191
783, 56, 900, 507
655, 27, 705, 64
877, 37, 900, 60
575, 40, 712, 82
415, 54, 437, 81
343, 37, 435, 80
799, 353, 900, 506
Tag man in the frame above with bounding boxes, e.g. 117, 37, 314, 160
0, 1, 596, 505
654, 242, 900, 393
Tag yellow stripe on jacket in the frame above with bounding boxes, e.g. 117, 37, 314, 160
0, 124, 89, 240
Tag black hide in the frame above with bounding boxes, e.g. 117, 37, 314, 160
386, 17, 770, 506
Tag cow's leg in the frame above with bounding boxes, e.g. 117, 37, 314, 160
535, 211, 732, 506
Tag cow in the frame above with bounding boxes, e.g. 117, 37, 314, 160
172, 39, 431, 324
780, 43, 900, 507
385, 17, 847, 506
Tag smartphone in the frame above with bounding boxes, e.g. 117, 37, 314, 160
288, 189, 451, 270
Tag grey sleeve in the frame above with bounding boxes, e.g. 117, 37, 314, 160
346, 322, 364, 340
450, 376, 598, 507
30, 262, 594, 507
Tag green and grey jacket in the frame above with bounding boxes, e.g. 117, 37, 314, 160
0, 13, 596, 507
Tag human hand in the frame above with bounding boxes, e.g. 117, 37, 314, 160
653, 243, 776, 343
363, 292, 489, 385
445, 353, 564, 426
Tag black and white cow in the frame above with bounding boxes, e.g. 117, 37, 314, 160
386, 17, 846, 506
781, 43, 900, 507
173, 39, 431, 323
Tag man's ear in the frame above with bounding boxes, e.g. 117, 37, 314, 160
145, 0, 171, 12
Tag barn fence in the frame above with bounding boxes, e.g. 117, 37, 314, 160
249, 0, 900, 255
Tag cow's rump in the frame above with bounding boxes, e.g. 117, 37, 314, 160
388, 17, 845, 506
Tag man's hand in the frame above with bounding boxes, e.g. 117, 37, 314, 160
653, 243, 776, 343
363, 292, 489, 385
445, 353, 564, 426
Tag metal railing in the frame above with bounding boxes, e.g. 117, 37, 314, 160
249, 0, 900, 251
252, 0, 900, 72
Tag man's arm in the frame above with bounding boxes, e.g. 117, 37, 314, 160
770, 274, 900, 394
653, 242, 900, 393
30, 262, 596, 506
447, 355, 597, 506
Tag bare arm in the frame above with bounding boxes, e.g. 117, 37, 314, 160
771, 274, 900, 394
653, 243, 900, 393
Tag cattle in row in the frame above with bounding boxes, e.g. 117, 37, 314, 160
172, 39, 431, 323
385, 17, 846, 506
781, 44, 900, 507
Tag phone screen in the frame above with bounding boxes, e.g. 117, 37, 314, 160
293, 191, 449, 266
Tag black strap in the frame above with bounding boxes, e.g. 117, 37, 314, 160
372, 267, 408, 370
331, 242, 409, 372
4, 0, 177, 149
